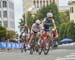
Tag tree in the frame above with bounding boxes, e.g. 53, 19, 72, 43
66, 22, 75, 40
58, 22, 75, 41
6, 30, 16, 40
58, 23, 66, 40
26, 12, 37, 28
26, 12, 34, 28
37, 3, 60, 25
19, 14, 25, 31
59, 11, 70, 24
19, 12, 37, 30
0, 25, 7, 41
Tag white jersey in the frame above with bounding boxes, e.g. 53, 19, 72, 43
31, 23, 42, 32
22, 28, 30, 37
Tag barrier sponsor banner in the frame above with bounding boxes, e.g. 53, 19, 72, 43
6, 42, 12, 48
0, 42, 22, 49
11, 43, 16, 48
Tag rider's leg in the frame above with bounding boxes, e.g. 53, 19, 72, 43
48, 31, 53, 46
27, 34, 30, 42
36, 32, 40, 38
49, 31, 53, 40
29, 34, 34, 45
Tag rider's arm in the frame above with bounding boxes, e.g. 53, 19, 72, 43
42, 18, 46, 26
31, 23, 35, 31
52, 19, 56, 29
52, 19, 58, 38
40, 19, 45, 36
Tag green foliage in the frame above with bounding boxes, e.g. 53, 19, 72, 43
66, 22, 75, 40
23, 12, 38, 28
58, 23, 66, 40
6, 30, 16, 40
26, 12, 36, 28
59, 11, 70, 23
58, 22, 75, 40
0, 25, 7, 40
19, 14, 25, 31
37, 3, 60, 25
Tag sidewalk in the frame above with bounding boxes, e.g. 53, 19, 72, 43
0, 48, 21, 52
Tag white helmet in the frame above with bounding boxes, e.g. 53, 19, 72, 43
47, 12, 53, 17
24, 24, 28, 27
36, 20, 41, 24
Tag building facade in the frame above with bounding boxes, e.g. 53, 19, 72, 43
23, 0, 59, 13
0, 0, 15, 31
23, 0, 33, 13
33, 0, 59, 9
69, 0, 75, 23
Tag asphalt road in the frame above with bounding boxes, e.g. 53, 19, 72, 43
0, 43, 75, 60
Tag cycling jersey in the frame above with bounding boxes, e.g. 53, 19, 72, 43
43, 18, 55, 32
31, 23, 42, 34
21, 28, 30, 39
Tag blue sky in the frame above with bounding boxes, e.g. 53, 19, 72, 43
14, 0, 69, 33
59, 0, 69, 6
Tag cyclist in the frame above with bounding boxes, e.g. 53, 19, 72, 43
21, 24, 30, 40
42, 12, 57, 41
52, 28, 58, 39
29, 20, 42, 45
52, 28, 58, 47
20, 24, 30, 49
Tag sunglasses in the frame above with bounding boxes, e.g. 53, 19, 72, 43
48, 17, 52, 18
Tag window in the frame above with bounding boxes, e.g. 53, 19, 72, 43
47, 1, 48, 6
40, 1, 42, 7
3, 11, 7, 18
70, 7, 73, 13
33, 0, 36, 5
3, 1, 7, 8
43, 0, 45, 7
53, 0, 55, 3
37, 0, 39, 8
9, 11, 14, 19
37, 4, 39, 8
33, 0, 36, 8
3, 21, 8, 27
0, 1, 1, 8
50, 0, 51, 3
0, 11, 1, 17
9, 1, 14, 9
10, 21, 15, 28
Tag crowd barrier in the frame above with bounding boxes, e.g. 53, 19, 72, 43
0, 42, 22, 49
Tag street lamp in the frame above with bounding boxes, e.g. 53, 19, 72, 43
25, 13, 27, 24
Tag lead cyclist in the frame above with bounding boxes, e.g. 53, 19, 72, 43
41, 12, 57, 46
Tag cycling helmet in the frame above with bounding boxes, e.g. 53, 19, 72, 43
24, 24, 28, 27
47, 12, 53, 17
35, 20, 41, 24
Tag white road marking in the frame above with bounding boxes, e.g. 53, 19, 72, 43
56, 58, 75, 60
71, 53, 75, 55
56, 52, 75, 60
65, 55, 75, 58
